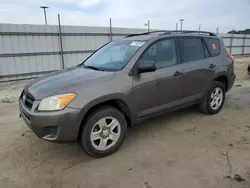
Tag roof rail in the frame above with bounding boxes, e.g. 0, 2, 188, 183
161, 30, 217, 36
125, 30, 217, 38
125, 30, 170, 38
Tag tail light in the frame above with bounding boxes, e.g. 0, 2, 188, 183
227, 54, 234, 73
227, 54, 234, 61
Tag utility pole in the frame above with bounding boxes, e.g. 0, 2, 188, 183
179, 19, 184, 30
144, 20, 150, 32
40, 6, 49, 25
109, 18, 112, 41
176, 23, 178, 30
199, 24, 201, 31
216, 27, 219, 35
148, 20, 150, 32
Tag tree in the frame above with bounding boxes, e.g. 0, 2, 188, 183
228, 29, 250, 34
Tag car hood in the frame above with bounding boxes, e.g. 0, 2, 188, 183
25, 67, 115, 100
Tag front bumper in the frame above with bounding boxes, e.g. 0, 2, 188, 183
19, 99, 81, 142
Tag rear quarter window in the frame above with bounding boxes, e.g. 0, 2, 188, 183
204, 38, 220, 57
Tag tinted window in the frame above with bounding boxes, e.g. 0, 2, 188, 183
204, 38, 220, 57
139, 39, 177, 69
178, 38, 205, 62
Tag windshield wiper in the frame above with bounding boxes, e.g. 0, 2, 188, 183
83, 65, 103, 71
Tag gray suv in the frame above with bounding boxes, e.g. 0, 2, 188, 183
19, 30, 236, 157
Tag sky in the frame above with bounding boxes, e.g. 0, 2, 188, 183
0, 0, 249, 33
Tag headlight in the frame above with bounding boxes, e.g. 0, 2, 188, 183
38, 93, 76, 111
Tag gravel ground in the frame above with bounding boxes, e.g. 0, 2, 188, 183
0, 57, 250, 188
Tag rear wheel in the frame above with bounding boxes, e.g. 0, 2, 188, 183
200, 81, 225, 114
79, 106, 127, 157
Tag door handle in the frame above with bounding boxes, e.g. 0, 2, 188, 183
209, 64, 216, 69
173, 71, 183, 77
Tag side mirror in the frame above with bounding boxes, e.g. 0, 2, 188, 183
137, 61, 156, 73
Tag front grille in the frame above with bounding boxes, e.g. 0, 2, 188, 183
22, 91, 35, 110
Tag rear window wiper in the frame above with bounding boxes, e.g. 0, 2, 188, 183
83, 65, 104, 71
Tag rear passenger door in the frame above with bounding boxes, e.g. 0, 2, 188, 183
177, 37, 216, 99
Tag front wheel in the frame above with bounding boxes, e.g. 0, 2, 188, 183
200, 81, 225, 114
79, 106, 127, 157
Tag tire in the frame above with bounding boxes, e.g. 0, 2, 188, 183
79, 106, 127, 158
200, 81, 225, 115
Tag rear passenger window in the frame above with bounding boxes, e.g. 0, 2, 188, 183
178, 38, 205, 63
204, 38, 220, 57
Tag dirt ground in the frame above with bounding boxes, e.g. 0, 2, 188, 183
0, 57, 250, 188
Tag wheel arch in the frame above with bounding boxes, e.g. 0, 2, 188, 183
211, 72, 229, 91
76, 95, 132, 140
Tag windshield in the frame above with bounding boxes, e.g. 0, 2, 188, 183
81, 40, 145, 71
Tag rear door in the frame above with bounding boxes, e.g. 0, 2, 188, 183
177, 37, 216, 99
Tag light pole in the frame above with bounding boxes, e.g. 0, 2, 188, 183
179, 19, 184, 30
40, 6, 49, 25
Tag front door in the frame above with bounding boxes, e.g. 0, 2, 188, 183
154, 39, 184, 107
130, 71, 158, 119
132, 38, 184, 118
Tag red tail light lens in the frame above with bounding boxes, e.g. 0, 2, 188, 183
227, 54, 234, 61
227, 54, 234, 73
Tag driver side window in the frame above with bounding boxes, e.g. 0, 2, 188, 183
139, 39, 177, 69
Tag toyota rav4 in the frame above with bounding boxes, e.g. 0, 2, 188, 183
19, 30, 236, 157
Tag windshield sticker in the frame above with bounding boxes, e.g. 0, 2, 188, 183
130, 41, 145, 47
